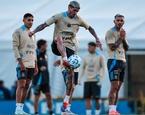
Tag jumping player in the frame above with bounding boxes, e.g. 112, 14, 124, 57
29, 1, 102, 113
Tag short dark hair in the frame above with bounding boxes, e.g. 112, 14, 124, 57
114, 14, 124, 19
88, 42, 96, 46
23, 13, 34, 19
37, 39, 47, 49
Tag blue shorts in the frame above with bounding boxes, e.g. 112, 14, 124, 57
107, 59, 126, 82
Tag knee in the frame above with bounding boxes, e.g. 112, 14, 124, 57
25, 83, 30, 89
17, 81, 26, 89
55, 36, 63, 43
111, 83, 119, 92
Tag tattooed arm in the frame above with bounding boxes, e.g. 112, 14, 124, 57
108, 37, 123, 51
29, 23, 48, 37
33, 23, 48, 33
122, 39, 129, 51
88, 26, 103, 50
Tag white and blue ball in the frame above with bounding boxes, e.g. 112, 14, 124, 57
68, 55, 81, 69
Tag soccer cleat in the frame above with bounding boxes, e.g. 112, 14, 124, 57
61, 102, 69, 112
109, 110, 120, 115
63, 60, 70, 69
15, 110, 24, 114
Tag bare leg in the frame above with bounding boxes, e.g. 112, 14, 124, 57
108, 81, 120, 105
86, 98, 92, 110
55, 36, 67, 58
44, 92, 53, 113
95, 99, 100, 110
69, 84, 75, 104
21, 79, 31, 103
16, 79, 26, 103
66, 68, 74, 96
114, 81, 122, 105
34, 94, 40, 113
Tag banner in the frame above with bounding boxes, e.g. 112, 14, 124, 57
0, 100, 136, 114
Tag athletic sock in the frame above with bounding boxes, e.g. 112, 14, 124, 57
95, 109, 101, 114
109, 105, 115, 112
114, 105, 117, 110
63, 95, 70, 103
86, 109, 91, 114
63, 57, 67, 61
16, 103, 23, 111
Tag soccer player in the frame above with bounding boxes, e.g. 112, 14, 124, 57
12, 13, 38, 114
78, 42, 106, 115
105, 14, 129, 115
32, 39, 53, 115
29, 1, 102, 113
53, 38, 80, 113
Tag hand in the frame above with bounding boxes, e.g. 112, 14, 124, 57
53, 60, 61, 67
34, 67, 38, 76
28, 31, 35, 37
96, 39, 103, 51
120, 28, 126, 39
40, 66, 46, 71
20, 62, 26, 71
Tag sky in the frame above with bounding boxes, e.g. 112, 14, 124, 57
0, 0, 145, 41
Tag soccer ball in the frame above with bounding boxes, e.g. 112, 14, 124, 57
68, 55, 81, 69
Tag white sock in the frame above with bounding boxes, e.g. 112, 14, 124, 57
16, 103, 23, 111
67, 104, 71, 111
95, 109, 100, 114
63, 95, 70, 103
86, 109, 91, 114
63, 57, 67, 61
114, 105, 117, 110
109, 105, 115, 112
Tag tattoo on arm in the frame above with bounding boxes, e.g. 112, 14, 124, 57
109, 37, 122, 51
122, 39, 129, 51
88, 26, 99, 40
34, 23, 48, 33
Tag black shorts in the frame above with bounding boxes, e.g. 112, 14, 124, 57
16, 67, 34, 80
84, 81, 101, 99
51, 41, 75, 58
62, 70, 78, 85
33, 84, 50, 95
107, 59, 126, 82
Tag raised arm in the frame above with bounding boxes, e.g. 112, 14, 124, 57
29, 23, 48, 37
88, 26, 103, 50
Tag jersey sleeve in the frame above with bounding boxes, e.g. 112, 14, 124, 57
78, 16, 90, 30
45, 13, 60, 26
105, 30, 116, 44
12, 29, 20, 59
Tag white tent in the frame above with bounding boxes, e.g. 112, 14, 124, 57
0, 0, 145, 98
